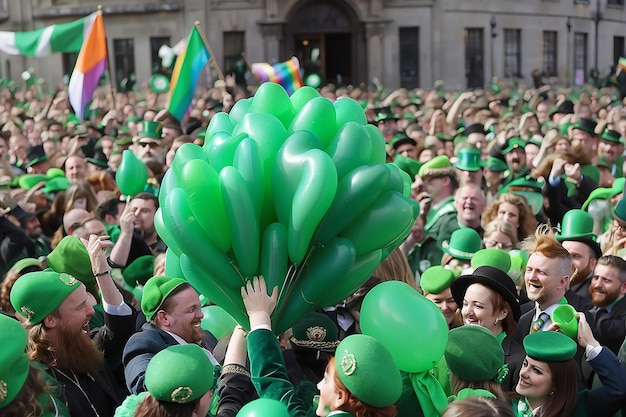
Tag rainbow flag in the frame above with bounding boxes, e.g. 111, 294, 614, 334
68, 11, 107, 120
251, 57, 303, 95
167, 25, 210, 121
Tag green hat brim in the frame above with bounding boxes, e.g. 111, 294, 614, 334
523, 331, 577, 361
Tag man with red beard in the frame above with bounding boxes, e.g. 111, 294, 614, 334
122, 275, 219, 394
9, 234, 135, 417
588, 255, 626, 355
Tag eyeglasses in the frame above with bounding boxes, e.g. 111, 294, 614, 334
484, 239, 514, 250
140, 142, 161, 148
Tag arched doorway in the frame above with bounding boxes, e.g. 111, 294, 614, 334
286, 0, 364, 86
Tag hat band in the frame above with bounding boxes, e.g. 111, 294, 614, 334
445, 245, 476, 259
289, 337, 340, 351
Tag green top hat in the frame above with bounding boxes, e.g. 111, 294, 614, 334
418, 155, 456, 178
10, 270, 81, 324
453, 146, 482, 172
46, 236, 96, 291
445, 325, 507, 383
420, 265, 456, 294
86, 149, 109, 169
145, 344, 214, 403
142, 276, 187, 321
442, 228, 482, 260
123, 255, 155, 288
601, 129, 623, 144
393, 153, 422, 180
482, 156, 508, 172
375, 109, 399, 123
138, 120, 163, 141
523, 331, 577, 362
549, 100, 575, 118
471, 248, 512, 274
7, 257, 41, 276
572, 117, 597, 136
502, 137, 526, 155
289, 312, 340, 351
557, 210, 602, 258
334, 334, 402, 407
0, 314, 29, 408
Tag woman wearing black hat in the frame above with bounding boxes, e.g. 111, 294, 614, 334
451, 266, 526, 392
513, 315, 626, 417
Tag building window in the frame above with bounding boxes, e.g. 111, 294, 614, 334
114, 39, 135, 91
503, 29, 521, 78
574, 32, 587, 85
614, 36, 625, 68
608, 0, 624, 5
399, 27, 420, 88
150, 36, 170, 74
543, 31, 558, 76
223, 31, 245, 85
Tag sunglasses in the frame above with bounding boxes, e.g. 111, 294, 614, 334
140, 142, 161, 148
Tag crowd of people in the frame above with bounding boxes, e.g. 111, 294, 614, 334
2, 74, 626, 417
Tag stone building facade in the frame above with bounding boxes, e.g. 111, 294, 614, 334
1, 0, 625, 91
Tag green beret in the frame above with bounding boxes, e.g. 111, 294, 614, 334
10, 271, 81, 324
123, 255, 155, 288
420, 266, 456, 294
145, 344, 214, 403
46, 236, 95, 291
334, 334, 402, 407
523, 331, 577, 362
0, 314, 29, 408
42, 176, 70, 194
445, 325, 507, 383
18, 174, 48, 190
142, 276, 187, 321
7, 257, 41, 276
290, 312, 340, 351
418, 155, 456, 178
615, 198, 626, 222
482, 156, 508, 173
471, 248, 512, 273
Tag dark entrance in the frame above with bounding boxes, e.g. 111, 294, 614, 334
465, 28, 485, 88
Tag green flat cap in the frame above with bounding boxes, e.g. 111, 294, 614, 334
0, 314, 29, 408
10, 271, 81, 324
471, 248, 512, 274
335, 334, 402, 407
420, 265, 456, 294
290, 312, 340, 352
442, 228, 482, 260
142, 276, 187, 321
145, 344, 214, 403
46, 236, 96, 291
445, 325, 507, 383
523, 331, 577, 362
418, 155, 456, 178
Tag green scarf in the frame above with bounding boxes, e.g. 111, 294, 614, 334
513, 397, 536, 417
409, 371, 449, 417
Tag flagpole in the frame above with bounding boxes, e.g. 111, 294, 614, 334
241, 51, 253, 72
98, 5, 117, 117
194, 21, 224, 81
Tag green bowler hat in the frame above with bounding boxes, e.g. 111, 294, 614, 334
601, 129, 623, 144
47, 236, 96, 291
442, 228, 482, 260
453, 146, 482, 172
571, 117, 597, 136
142, 276, 187, 321
289, 312, 340, 352
138, 120, 163, 141
10, 270, 81, 324
145, 344, 214, 403
523, 331, 577, 362
445, 325, 507, 383
482, 156, 508, 173
0, 314, 29, 408
418, 155, 456, 178
471, 248, 512, 274
502, 137, 526, 155
335, 334, 402, 408
420, 265, 456, 294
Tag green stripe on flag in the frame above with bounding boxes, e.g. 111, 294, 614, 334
12, 14, 91, 57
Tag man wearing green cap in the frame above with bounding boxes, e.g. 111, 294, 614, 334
598, 129, 624, 178
570, 117, 601, 184
9, 234, 135, 417
122, 275, 219, 394
453, 145, 483, 187
501, 137, 530, 187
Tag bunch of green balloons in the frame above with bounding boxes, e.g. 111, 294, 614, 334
156, 83, 418, 331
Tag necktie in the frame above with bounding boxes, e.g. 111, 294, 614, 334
531, 312, 550, 333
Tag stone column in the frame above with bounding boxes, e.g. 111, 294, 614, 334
364, 21, 386, 84
258, 22, 285, 62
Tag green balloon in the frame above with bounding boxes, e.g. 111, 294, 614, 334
304, 73, 322, 88
158, 169, 179, 208
234, 138, 264, 225
181, 159, 231, 252
228, 97, 252, 125
172, 142, 208, 175
220, 166, 260, 277
116, 150, 147, 197
324, 250, 383, 307
232, 112, 287, 164
289, 96, 337, 149
289, 86, 321, 113
236, 398, 289, 417
363, 123, 388, 165
207, 112, 233, 138
361, 281, 448, 372
164, 249, 184, 278
204, 131, 246, 173
326, 122, 375, 179
334, 97, 367, 126
154, 207, 183, 255
249, 82, 295, 129
315, 164, 390, 244
341, 190, 415, 256
200, 305, 238, 339
261, 223, 289, 298
386, 163, 408, 194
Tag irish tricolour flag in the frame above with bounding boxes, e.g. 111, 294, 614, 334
0, 12, 99, 57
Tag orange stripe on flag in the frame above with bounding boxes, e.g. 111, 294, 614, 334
74, 12, 106, 72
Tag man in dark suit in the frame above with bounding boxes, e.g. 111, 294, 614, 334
123, 275, 219, 394
589, 255, 626, 355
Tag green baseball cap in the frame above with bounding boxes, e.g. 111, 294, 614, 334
0, 314, 29, 408
523, 331, 577, 362
141, 276, 187, 321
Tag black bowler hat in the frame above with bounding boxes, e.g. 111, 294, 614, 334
549, 100, 575, 118
572, 117, 598, 136
25, 145, 48, 168
464, 123, 487, 136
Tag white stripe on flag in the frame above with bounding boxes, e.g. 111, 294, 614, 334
83, 13, 97, 41
35, 25, 55, 57
0, 32, 18, 55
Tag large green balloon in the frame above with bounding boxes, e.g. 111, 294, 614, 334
207, 111, 233, 138
261, 222, 288, 295
228, 97, 252, 125
249, 82, 295, 129
315, 164, 390, 244
360, 281, 448, 372
363, 124, 388, 165
200, 305, 238, 339
234, 138, 264, 224
289, 86, 321, 113
159, 169, 180, 208
334, 97, 367, 127
323, 249, 383, 308
326, 122, 374, 179
172, 142, 208, 175
341, 190, 415, 256
181, 159, 231, 252
154, 207, 182, 255
289, 97, 337, 148
164, 248, 184, 278
232, 112, 287, 164
236, 398, 289, 417
220, 166, 260, 277
116, 150, 148, 197
204, 131, 247, 173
